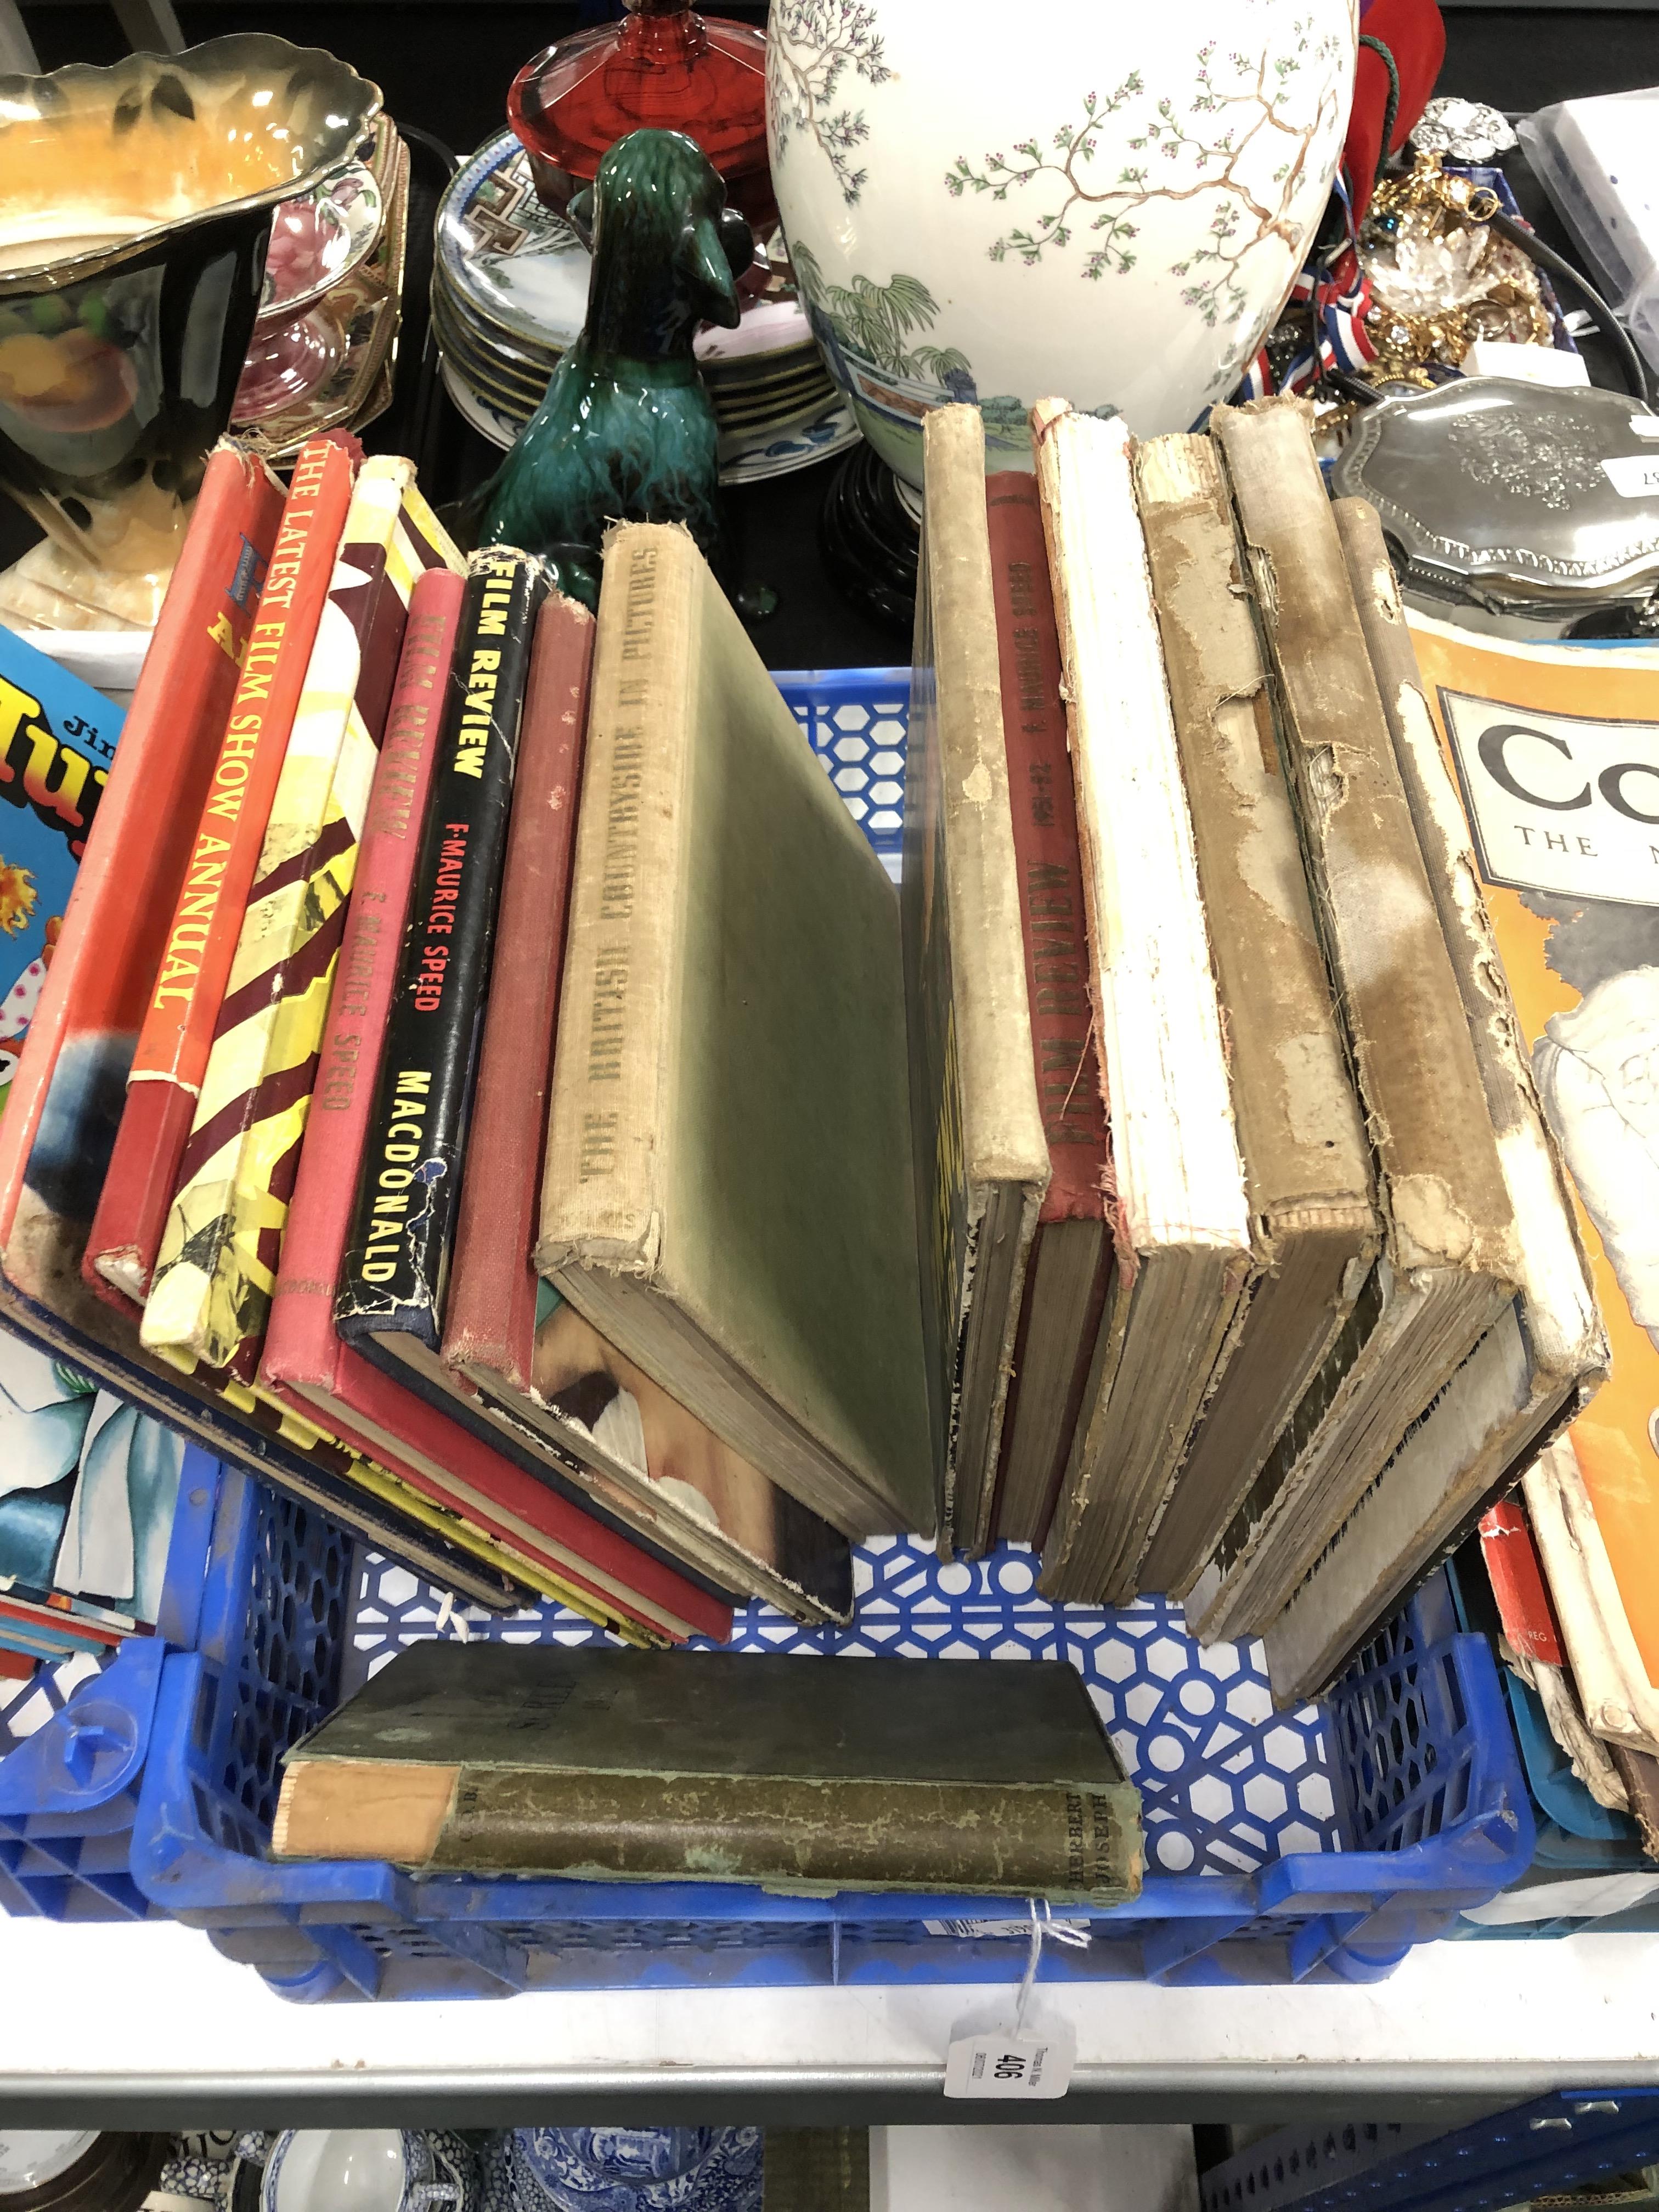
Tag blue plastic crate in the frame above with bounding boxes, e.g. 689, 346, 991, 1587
125, 1484, 1531, 2002
14, 668, 1534, 1997
0, 1446, 224, 1922
778, 667, 909, 878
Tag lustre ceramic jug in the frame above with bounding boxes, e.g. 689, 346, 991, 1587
766, 0, 1357, 482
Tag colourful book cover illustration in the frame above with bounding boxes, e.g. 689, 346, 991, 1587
0, 627, 125, 1128
142, 460, 459, 1380
0, 1328, 182, 1660
1406, 616, 1659, 1683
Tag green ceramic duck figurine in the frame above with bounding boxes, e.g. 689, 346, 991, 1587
476, 127, 752, 608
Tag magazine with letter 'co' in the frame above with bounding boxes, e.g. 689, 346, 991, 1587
1404, 612, 1656, 1756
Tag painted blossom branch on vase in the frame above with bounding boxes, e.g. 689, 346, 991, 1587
946, 24, 1347, 329
767, 0, 894, 206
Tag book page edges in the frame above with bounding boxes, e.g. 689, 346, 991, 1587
274, 1760, 459, 1861
1263, 1308, 1542, 1700
546, 1256, 904, 1543
957, 1171, 1047, 1557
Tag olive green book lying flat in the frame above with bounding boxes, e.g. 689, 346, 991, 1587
272, 1643, 1144, 1903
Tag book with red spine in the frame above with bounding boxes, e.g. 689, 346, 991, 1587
442, 591, 595, 1392
83, 432, 360, 1311
984, 471, 1113, 1552
1479, 1497, 1566, 1669
0, 442, 285, 1271
262, 564, 464, 1387
260, 577, 730, 1644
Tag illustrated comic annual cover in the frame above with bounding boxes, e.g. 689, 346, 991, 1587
1407, 616, 1659, 1688
0, 626, 125, 1122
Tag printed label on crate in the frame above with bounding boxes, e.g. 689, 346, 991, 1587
943, 2028, 1075, 2102
924, 1917, 1091, 1939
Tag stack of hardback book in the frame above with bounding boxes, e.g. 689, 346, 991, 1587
0, 433, 934, 1646
911, 395, 1610, 1699
0, 397, 1620, 1700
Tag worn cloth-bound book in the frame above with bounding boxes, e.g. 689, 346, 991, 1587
272, 1643, 1144, 1903
261, 582, 733, 1645
1029, 400, 1252, 1606
86, 434, 359, 1311
982, 469, 1114, 1554
1260, 504, 1607, 1702
1397, 612, 1659, 1758
0, 450, 283, 1313
1189, 399, 1523, 1647
441, 594, 849, 1624
143, 459, 459, 1380
537, 523, 933, 1543
443, 590, 596, 1414
336, 547, 548, 1361
1132, 436, 1378, 1601
903, 407, 1049, 1557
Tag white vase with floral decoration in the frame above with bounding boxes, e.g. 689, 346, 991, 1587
766, 0, 1357, 484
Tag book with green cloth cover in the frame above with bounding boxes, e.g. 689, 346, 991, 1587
272, 1641, 1144, 1901
536, 522, 934, 1543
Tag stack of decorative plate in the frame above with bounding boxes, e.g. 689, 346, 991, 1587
231, 114, 410, 461
433, 131, 857, 485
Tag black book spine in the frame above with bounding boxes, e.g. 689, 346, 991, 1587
336, 548, 549, 1347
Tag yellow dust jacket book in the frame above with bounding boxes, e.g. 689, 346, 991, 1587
1408, 612, 1659, 1751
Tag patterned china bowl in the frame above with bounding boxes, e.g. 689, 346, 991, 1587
259, 2129, 478, 2212
505, 2128, 763, 2212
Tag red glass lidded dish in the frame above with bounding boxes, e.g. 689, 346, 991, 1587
506, 0, 774, 230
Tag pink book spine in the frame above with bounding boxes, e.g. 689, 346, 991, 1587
261, 568, 465, 1390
